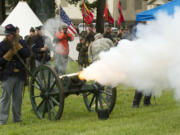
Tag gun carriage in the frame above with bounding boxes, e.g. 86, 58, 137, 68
28, 65, 117, 120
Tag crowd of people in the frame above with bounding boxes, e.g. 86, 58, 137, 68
0, 22, 151, 125
76, 24, 136, 69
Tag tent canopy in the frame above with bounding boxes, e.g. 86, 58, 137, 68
1, 1, 42, 38
136, 0, 180, 21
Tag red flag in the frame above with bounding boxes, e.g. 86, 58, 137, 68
103, 3, 114, 24
82, 2, 94, 24
118, 1, 124, 26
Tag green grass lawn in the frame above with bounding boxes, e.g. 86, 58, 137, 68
0, 61, 180, 135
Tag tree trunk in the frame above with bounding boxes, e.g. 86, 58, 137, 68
96, 0, 105, 33
30, 0, 55, 22
0, 0, 6, 24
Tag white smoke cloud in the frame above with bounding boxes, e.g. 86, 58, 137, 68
81, 7, 180, 99
41, 17, 67, 57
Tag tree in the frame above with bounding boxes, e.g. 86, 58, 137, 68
0, 0, 6, 24
67, 0, 106, 33
30, 0, 55, 22
96, 0, 105, 33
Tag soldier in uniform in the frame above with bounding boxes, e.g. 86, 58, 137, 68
103, 25, 113, 42
76, 37, 88, 70
0, 24, 30, 125
32, 26, 51, 66
86, 24, 95, 45
132, 91, 151, 108
15, 27, 23, 40
25, 27, 36, 72
88, 33, 114, 63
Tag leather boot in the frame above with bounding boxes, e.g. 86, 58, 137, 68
132, 90, 143, 108
144, 95, 151, 106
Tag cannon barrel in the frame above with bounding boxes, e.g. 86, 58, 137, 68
59, 72, 104, 94
59, 72, 79, 79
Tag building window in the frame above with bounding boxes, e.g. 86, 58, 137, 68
135, 0, 142, 10
120, 0, 127, 10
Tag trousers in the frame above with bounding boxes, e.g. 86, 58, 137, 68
132, 90, 151, 107
0, 77, 24, 124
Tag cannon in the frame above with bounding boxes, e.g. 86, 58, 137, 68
29, 65, 117, 120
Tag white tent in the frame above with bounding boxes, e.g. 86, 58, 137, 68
0, 26, 5, 41
1, 1, 42, 38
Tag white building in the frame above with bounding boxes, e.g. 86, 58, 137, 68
147, 0, 170, 9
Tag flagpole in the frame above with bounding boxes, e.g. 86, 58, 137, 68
113, 1, 116, 27
82, 0, 85, 33
106, 0, 109, 25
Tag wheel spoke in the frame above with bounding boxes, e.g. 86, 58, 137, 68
49, 81, 56, 92
98, 96, 104, 109
34, 78, 43, 90
41, 70, 48, 89
42, 101, 47, 118
47, 70, 51, 89
100, 90, 112, 96
84, 92, 92, 97
32, 84, 41, 91
88, 94, 95, 108
49, 99, 57, 117
50, 97, 60, 106
36, 99, 45, 111
47, 101, 51, 120
32, 95, 41, 98
100, 94, 110, 106
37, 73, 44, 86
95, 96, 98, 111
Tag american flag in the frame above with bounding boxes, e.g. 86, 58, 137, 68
60, 7, 77, 35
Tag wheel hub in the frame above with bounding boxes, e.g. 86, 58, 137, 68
41, 92, 49, 99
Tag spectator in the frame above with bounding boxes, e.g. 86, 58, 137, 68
103, 25, 113, 42
54, 24, 74, 75
76, 37, 88, 70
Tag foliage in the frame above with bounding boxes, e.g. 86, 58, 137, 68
7, 0, 31, 8
6, 0, 55, 22
0, 61, 180, 135
67, 0, 98, 11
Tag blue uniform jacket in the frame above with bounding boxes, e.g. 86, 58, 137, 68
0, 39, 30, 81
32, 34, 50, 62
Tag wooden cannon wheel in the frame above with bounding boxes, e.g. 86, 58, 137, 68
30, 65, 64, 120
83, 86, 117, 113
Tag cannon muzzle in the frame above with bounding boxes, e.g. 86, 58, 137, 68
59, 72, 79, 79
